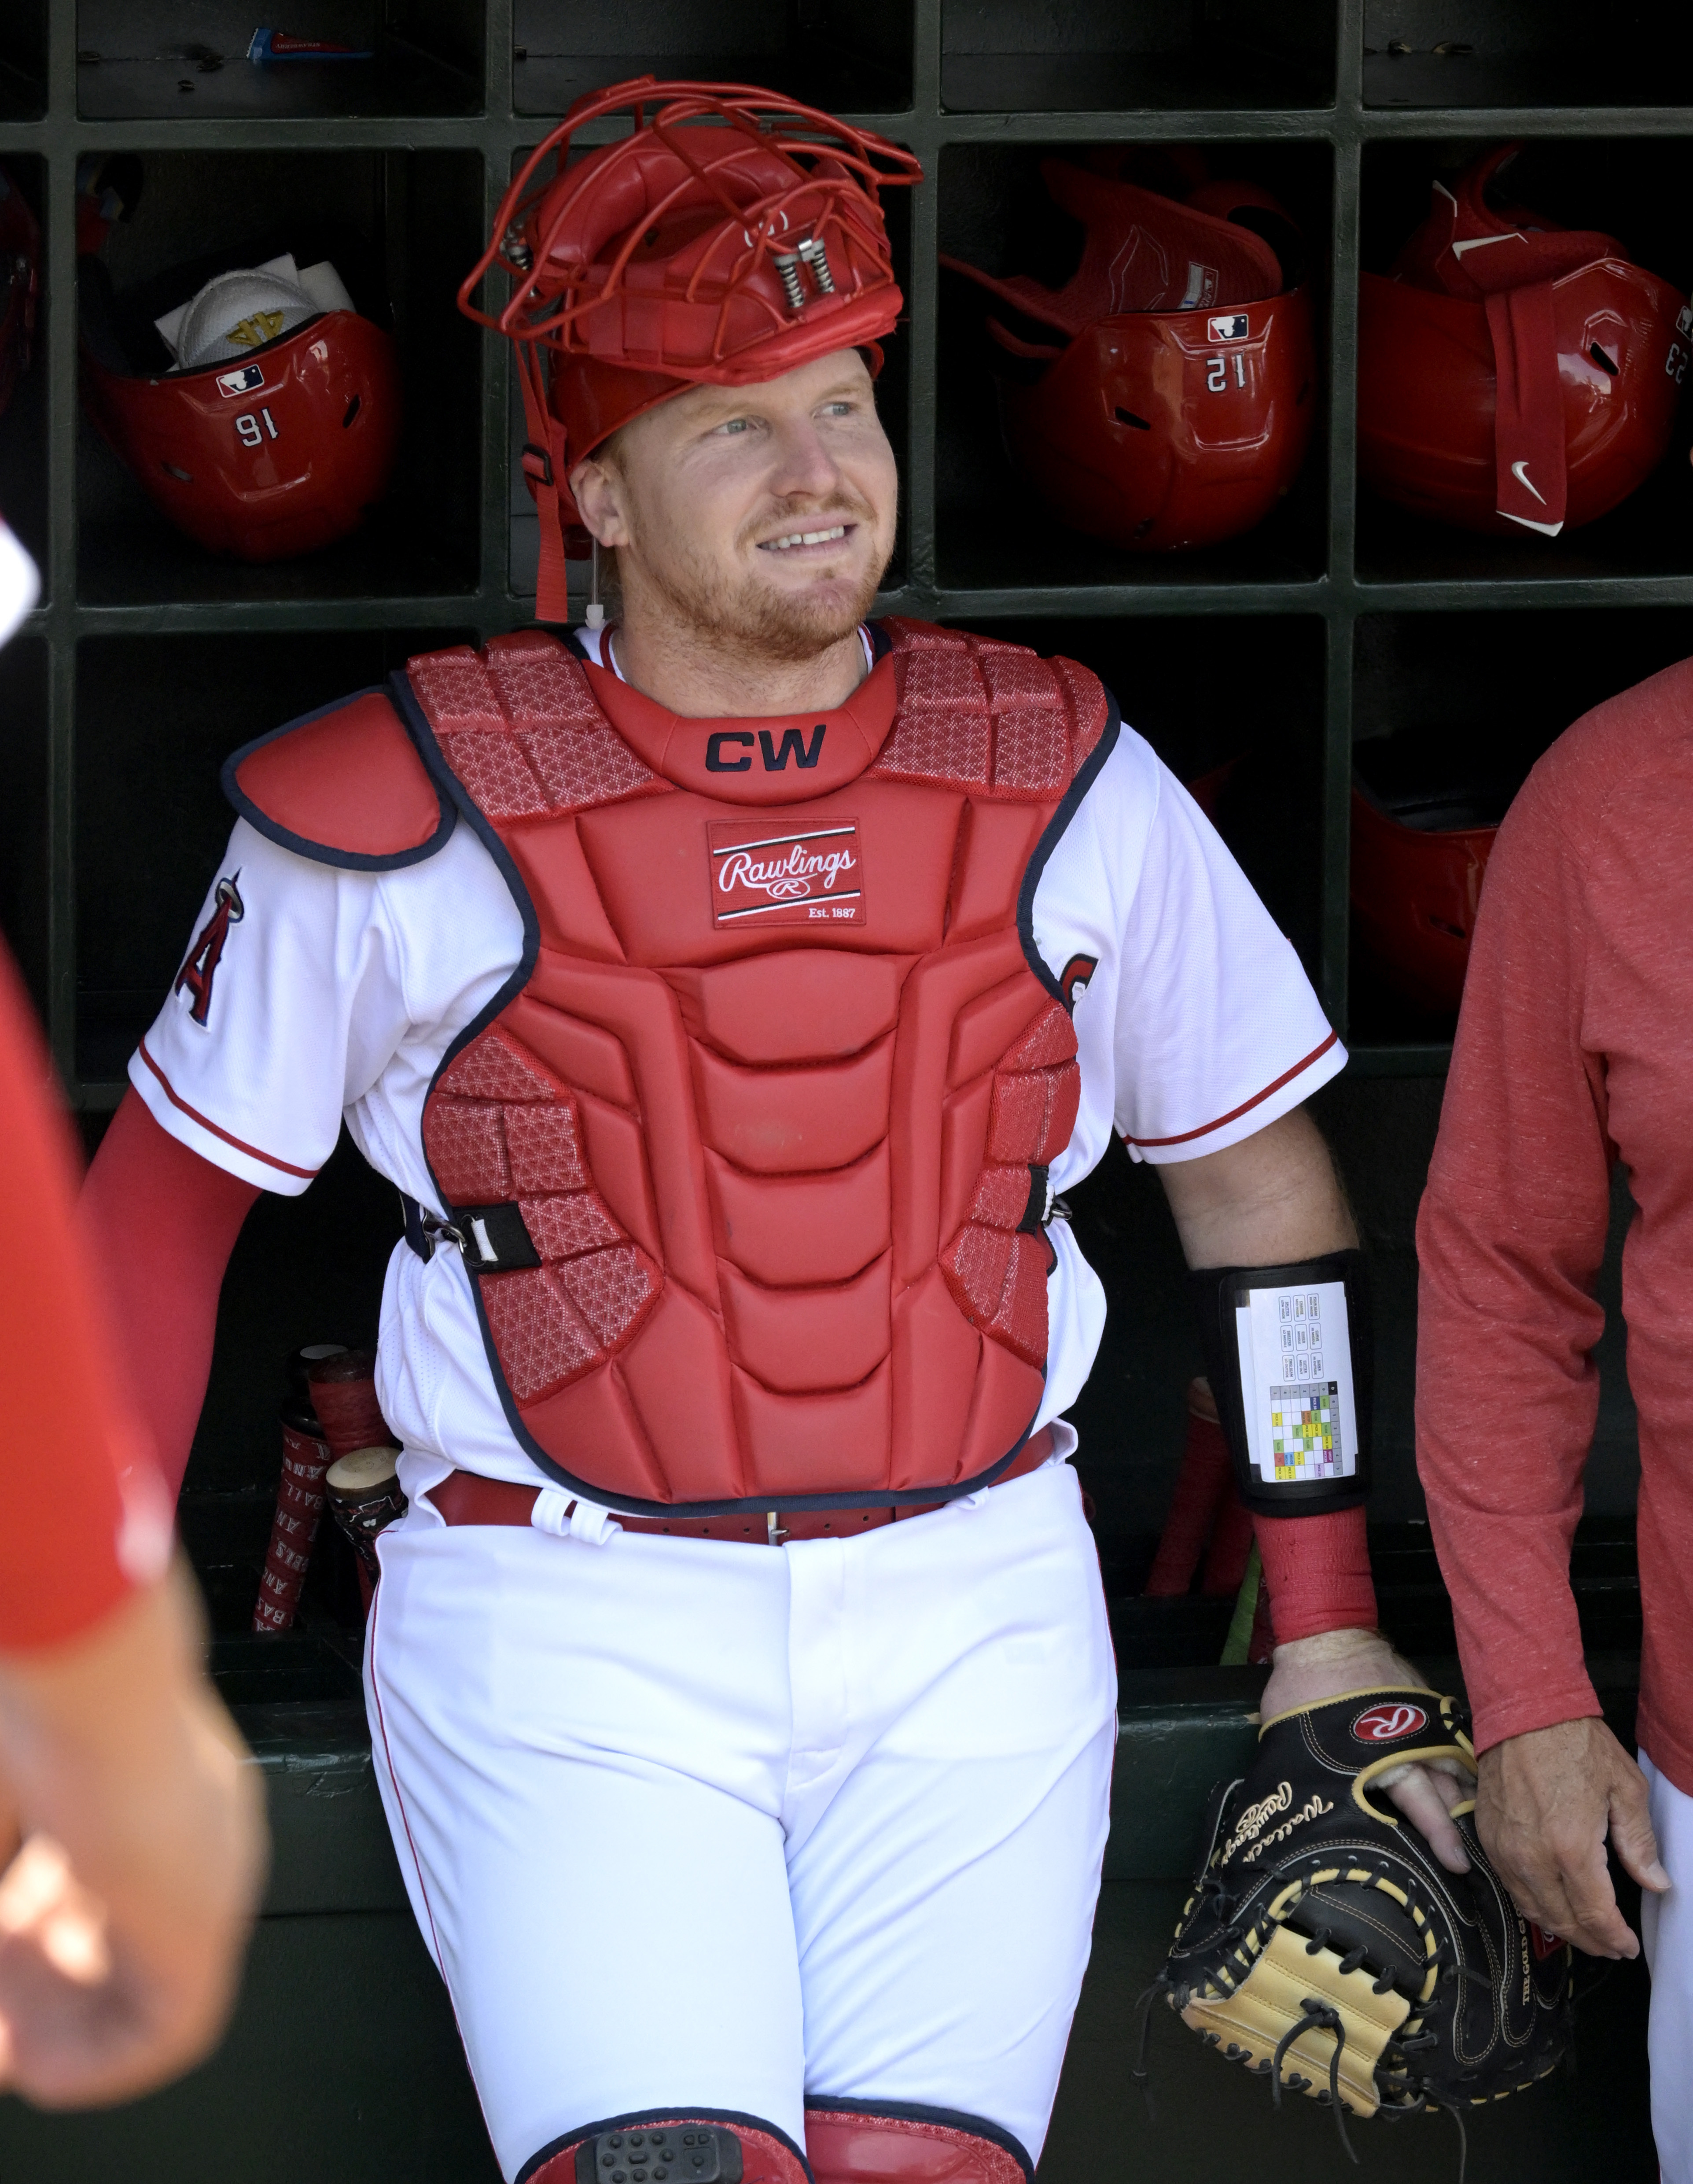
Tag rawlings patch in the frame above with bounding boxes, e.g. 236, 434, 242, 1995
708, 819, 865, 928
174, 872, 244, 1026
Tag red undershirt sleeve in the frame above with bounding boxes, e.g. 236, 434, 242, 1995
80, 1090, 262, 1501
1414, 769, 1608, 1756
0, 963, 168, 1649
1253, 1505, 1376, 1645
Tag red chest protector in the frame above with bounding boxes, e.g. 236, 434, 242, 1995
228, 618, 1116, 1515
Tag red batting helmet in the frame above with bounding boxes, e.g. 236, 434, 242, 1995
0, 167, 40, 423
78, 198, 402, 563
1350, 735, 1524, 1016
459, 76, 923, 621
941, 159, 1315, 552
1358, 144, 1687, 538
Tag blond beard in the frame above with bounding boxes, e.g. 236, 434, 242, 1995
619, 499, 891, 667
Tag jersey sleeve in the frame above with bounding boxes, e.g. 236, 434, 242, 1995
0, 950, 170, 1650
130, 819, 416, 1195
1053, 733, 1342, 1164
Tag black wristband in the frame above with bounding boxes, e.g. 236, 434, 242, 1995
1188, 1249, 1372, 1518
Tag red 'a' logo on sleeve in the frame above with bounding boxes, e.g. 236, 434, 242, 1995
174, 874, 244, 1026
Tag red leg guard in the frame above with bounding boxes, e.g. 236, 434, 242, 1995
804, 2106, 1030, 2184
520, 2114, 809, 2184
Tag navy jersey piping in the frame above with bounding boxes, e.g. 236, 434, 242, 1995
390, 652, 1053, 1520
516, 2109, 812, 2184
221, 688, 457, 873
1017, 686, 1122, 1007
802, 2101, 1031, 2184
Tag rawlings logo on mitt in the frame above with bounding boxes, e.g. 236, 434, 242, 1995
1154, 1686, 1572, 2162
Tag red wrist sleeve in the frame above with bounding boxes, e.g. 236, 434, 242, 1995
1254, 1504, 1377, 1645
79, 1091, 261, 1498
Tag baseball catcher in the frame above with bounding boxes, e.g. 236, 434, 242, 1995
79, 80, 1472, 2184
1159, 1686, 1570, 2162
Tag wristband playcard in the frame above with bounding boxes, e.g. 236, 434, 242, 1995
1233, 1279, 1358, 1487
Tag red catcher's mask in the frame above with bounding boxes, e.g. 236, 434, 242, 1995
459, 77, 923, 623
0, 167, 40, 423
1358, 144, 1688, 537
941, 159, 1315, 552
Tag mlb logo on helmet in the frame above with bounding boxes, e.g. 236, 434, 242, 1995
1351, 1701, 1428, 1742
216, 364, 266, 398
1207, 313, 1250, 341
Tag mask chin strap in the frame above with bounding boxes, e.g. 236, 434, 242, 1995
515, 340, 573, 626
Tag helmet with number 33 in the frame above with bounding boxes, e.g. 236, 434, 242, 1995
77, 170, 401, 563
942, 158, 1315, 552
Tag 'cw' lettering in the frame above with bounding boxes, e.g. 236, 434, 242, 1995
705, 725, 827, 774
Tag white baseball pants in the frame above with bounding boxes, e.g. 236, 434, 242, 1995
1641, 1749, 1693, 2180
364, 1446, 1118, 2184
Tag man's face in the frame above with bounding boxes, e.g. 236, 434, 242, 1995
572, 349, 899, 664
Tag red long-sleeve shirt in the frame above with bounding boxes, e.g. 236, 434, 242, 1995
1417, 654, 1693, 1779
0, 952, 169, 1648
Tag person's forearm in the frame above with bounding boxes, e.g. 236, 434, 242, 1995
1158, 1105, 1357, 1269
1416, 1162, 1601, 1751
79, 1094, 259, 1498
1160, 1107, 1376, 1644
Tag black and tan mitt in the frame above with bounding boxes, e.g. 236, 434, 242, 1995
1155, 1687, 1572, 2162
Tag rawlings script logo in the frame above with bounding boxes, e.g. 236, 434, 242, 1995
1222, 1778, 1335, 1865
708, 820, 865, 929
1352, 1702, 1428, 1744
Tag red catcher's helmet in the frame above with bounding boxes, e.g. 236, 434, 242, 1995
1358, 144, 1688, 538
1350, 738, 1524, 1016
941, 160, 1315, 552
0, 167, 40, 423
78, 233, 402, 564
459, 76, 923, 621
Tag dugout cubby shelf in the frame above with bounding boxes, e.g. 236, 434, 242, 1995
0, 8, 46, 122
73, 627, 475, 1082
75, 0, 484, 121
940, 0, 1335, 116
515, 0, 914, 118
1362, 0, 1693, 111
935, 139, 1332, 596
0, 157, 48, 580
75, 145, 483, 607
1346, 604, 1693, 1054
1355, 136, 1693, 590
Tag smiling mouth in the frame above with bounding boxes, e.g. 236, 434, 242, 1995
758, 523, 852, 553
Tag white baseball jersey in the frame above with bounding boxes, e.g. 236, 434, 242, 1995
135, 626, 1346, 2180
132, 625, 1343, 1498
0, 522, 37, 650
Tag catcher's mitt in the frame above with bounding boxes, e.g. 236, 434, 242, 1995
1157, 1687, 1571, 2159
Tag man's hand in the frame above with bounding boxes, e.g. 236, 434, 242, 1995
1260, 1626, 1474, 1874
0, 1561, 267, 2107
1477, 1716, 1669, 1959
